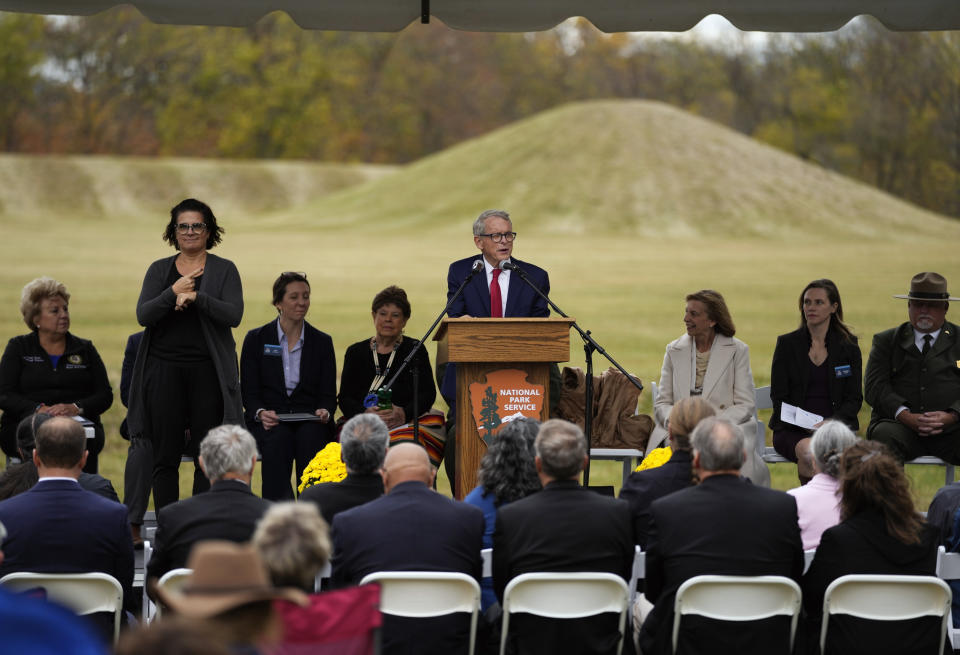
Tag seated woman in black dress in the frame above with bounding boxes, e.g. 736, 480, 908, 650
240, 272, 336, 500
0, 277, 112, 473
338, 286, 437, 458
803, 440, 940, 654
769, 279, 862, 484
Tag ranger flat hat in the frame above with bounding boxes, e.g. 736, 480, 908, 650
894, 272, 960, 301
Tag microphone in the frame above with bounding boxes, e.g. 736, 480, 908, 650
501, 261, 520, 272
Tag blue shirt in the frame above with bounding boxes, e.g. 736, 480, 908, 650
276, 319, 305, 396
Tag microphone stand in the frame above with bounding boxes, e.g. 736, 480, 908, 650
381, 262, 483, 442
505, 263, 642, 487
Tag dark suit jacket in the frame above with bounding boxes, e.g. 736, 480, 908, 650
493, 480, 635, 655
147, 479, 271, 579
240, 319, 337, 425
802, 508, 941, 655
769, 327, 863, 432
865, 320, 960, 436
299, 473, 384, 525
118, 331, 143, 440
331, 480, 484, 655
446, 255, 550, 320
0, 479, 134, 607
619, 450, 694, 549
640, 475, 803, 655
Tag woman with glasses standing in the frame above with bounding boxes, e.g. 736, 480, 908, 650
240, 272, 336, 500
126, 198, 244, 511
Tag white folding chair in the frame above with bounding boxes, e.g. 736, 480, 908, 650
804, 549, 816, 574
481, 548, 492, 578
936, 545, 960, 650
314, 560, 332, 592
142, 539, 153, 622
627, 546, 645, 606
673, 575, 801, 654
500, 572, 630, 655
359, 571, 481, 655
820, 574, 951, 654
154, 567, 193, 619
0, 571, 124, 643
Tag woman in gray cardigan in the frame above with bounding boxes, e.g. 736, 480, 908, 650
126, 198, 244, 511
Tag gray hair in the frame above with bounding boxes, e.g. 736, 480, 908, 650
535, 419, 586, 480
691, 417, 745, 471
20, 277, 70, 331
810, 420, 858, 478
340, 414, 389, 474
199, 425, 258, 481
253, 502, 331, 591
472, 209, 512, 236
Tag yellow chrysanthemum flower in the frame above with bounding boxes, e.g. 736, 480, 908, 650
298, 442, 347, 493
637, 446, 672, 472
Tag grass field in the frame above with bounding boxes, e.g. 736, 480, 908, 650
1, 101, 958, 507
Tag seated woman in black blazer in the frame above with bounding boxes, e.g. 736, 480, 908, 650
769, 279, 862, 484
240, 272, 336, 500
338, 286, 437, 457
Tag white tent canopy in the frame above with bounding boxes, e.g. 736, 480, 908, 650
1, 0, 958, 32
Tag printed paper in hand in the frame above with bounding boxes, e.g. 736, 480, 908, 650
780, 402, 823, 430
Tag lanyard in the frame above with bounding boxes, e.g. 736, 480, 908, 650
368, 336, 402, 394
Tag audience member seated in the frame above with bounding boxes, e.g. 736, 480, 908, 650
928, 481, 960, 547
115, 616, 230, 655
253, 501, 331, 592
0, 276, 113, 473
639, 418, 803, 655
154, 540, 307, 655
464, 417, 541, 614
148, 425, 270, 581
0, 412, 118, 502
770, 279, 862, 484
300, 413, 388, 525
0, 519, 109, 655
786, 420, 858, 550
0, 417, 134, 643
331, 442, 483, 655
620, 397, 716, 548
241, 271, 337, 501
650, 289, 770, 486
493, 419, 634, 655
803, 440, 941, 653
337, 286, 440, 463
865, 271, 960, 464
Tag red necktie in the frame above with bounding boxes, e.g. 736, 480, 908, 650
490, 269, 503, 318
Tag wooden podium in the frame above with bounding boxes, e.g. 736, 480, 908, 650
435, 317, 573, 499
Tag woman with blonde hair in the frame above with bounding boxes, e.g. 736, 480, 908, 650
650, 289, 769, 486
0, 277, 112, 472
620, 397, 717, 548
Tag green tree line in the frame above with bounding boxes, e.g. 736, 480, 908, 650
1, 10, 957, 217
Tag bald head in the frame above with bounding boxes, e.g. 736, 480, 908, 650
381, 442, 434, 493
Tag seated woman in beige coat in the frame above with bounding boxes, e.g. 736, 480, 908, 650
650, 289, 771, 486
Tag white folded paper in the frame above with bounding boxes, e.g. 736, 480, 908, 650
780, 403, 823, 430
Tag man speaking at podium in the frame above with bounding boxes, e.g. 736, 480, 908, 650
442, 209, 554, 482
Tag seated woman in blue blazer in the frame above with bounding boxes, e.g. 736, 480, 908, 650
241, 272, 337, 500
769, 279, 862, 484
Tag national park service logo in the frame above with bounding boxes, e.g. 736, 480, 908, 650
67, 354, 82, 365
469, 369, 544, 446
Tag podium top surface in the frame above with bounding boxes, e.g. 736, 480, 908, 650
437, 317, 574, 363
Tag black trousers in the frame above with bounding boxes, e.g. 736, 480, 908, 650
252, 420, 332, 501
144, 357, 222, 510
122, 436, 152, 525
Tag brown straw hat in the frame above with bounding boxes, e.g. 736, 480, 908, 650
154, 541, 308, 618
893, 272, 960, 302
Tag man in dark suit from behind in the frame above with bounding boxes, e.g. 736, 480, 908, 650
639, 417, 803, 655
300, 413, 387, 525
0, 417, 134, 639
147, 424, 270, 581
330, 442, 484, 655
493, 418, 635, 655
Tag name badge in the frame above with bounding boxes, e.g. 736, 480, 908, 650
263, 344, 283, 357
834, 364, 852, 378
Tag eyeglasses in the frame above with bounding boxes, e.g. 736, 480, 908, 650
478, 232, 517, 243
176, 222, 207, 234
